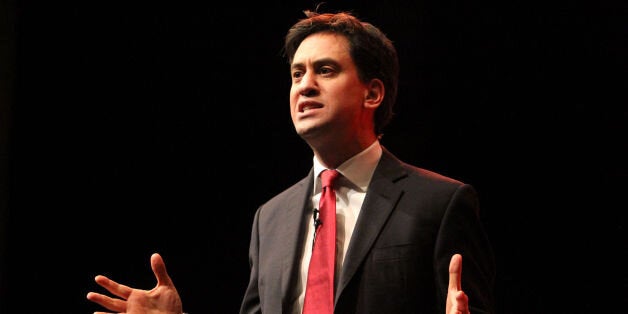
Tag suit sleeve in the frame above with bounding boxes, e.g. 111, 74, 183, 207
239, 207, 262, 314
434, 183, 496, 314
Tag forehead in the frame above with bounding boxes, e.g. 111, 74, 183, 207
292, 32, 351, 64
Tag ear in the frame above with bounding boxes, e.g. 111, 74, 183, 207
364, 78, 385, 109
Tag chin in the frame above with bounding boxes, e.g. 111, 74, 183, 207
295, 125, 318, 140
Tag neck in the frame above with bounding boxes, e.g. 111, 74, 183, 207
311, 137, 377, 169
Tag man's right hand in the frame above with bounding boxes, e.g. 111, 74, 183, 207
86, 253, 183, 314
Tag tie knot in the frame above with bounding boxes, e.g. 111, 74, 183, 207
320, 169, 340, 189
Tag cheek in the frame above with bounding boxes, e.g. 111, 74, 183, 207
289, 87, 299, 108
288, 98, 297, 121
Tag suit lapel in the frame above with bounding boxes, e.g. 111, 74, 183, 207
335, 149, 407, 301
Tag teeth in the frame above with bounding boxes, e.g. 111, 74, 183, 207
302, 104, 318, 112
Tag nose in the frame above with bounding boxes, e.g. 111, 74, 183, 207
297, 71, 319, 97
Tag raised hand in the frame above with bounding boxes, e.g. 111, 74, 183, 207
446, 253, 470, 314
86, 253, 183, 314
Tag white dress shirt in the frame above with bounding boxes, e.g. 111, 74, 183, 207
292, 140, 383, 313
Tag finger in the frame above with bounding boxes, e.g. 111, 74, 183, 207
151, 252, 175, 287
448, 253, 463, 291
456, 290, 469, 306
86, 291, 127, 313
455, 290, 470, 313
94, 275, 133, 299
446, 290, 470, 314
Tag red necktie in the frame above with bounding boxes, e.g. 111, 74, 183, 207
303, 169, 340, 314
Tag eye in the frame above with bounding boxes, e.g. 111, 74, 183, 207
292, 70, 304, 80
318, 66, 334, 76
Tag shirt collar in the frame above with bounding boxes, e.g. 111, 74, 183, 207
313, 140, 382, 192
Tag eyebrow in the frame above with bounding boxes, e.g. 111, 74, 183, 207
291, 58, 342, 71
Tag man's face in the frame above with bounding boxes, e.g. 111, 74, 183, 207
289, 32, 372, 145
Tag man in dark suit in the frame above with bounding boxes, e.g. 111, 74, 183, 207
87, 10, 495, 314
239, 11, 495, 313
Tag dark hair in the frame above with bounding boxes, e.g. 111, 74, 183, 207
284, 10, 400, 137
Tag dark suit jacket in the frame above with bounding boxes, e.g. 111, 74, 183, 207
240, 147, 495, 314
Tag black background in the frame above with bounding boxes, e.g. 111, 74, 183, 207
1, 0, 626, 313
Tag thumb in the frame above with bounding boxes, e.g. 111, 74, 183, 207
151, 253, 175, 287
448, 253, 463, 292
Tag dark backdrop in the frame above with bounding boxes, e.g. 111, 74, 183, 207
2, 0, 626, 313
